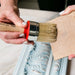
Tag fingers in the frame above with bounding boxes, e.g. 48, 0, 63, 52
0, 31, 34, 44
7, 12, 27, 28
0, 6, 28, 44
68, 54, 75, 60
0, 32, 22, 39
0, 32, 26, 44
0, 14, 11, 23
0, 18, 12, 23
59, 5, 75, 16
3, 38, 26, 44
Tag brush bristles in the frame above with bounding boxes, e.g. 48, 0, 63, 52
37, 23, 57, 43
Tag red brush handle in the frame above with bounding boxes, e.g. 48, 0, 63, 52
24, 21, 30, 40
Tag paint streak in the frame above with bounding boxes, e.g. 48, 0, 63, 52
24, 42, 51, 75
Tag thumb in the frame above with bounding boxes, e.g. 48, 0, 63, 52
60, 5, 75, 16
7, 12, 27, 28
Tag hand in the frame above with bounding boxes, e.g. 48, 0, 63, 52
60, 5, 75, 16
60, 5, 75, 60
0, 0, 27, 44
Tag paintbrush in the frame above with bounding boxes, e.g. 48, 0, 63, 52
0, 21, 57, 43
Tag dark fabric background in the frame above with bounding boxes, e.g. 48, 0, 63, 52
38, 0, 75, 12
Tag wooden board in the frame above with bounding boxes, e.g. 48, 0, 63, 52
48, 12, 75, 60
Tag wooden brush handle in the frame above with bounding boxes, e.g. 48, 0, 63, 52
0, 23, 24, 33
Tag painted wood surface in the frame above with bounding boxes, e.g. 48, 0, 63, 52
49, 12, 75, 60
13, 42, 68, 75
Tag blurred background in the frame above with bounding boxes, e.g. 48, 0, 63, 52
18, 0, 75, 12
18, 0, 39, 10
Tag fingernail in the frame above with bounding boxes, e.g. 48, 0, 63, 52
59, 10, 64, 15
19, 33, 24, 37
22, 22, 27, 26
23, 41, 28, 44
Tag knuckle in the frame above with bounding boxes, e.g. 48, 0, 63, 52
67, 6, 72, 10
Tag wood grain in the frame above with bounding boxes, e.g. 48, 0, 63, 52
48, 12, 75, 60
0, 23, 24, 33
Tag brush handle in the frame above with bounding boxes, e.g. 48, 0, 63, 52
0, 23, 24, 33
0, 22, 57, 43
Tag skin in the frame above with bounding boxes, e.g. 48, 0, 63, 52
61, 5, 75, 16
0, 0, 75, 59
60, 5, 75, 60
0, 0, 27, 44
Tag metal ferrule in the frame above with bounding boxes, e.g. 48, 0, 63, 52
28, 21, 39, 41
